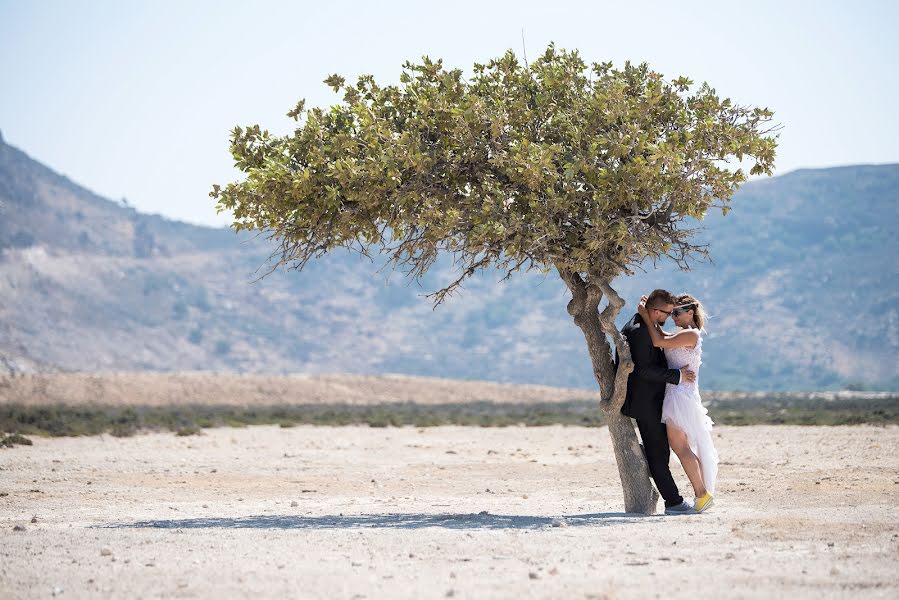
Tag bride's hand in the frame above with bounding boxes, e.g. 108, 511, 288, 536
637, 297, 649, 316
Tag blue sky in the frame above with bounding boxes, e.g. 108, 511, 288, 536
2, 0, 897, 227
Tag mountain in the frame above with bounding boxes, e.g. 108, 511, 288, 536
1, 130, 896, 390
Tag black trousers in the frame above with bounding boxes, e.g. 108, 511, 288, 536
635, 417, 684, 508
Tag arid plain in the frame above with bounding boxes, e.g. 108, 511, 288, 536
1, 375, 897, 599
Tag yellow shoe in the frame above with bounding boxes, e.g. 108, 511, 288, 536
694, 492, 714, 513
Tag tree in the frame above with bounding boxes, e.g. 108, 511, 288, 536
212, 44, 778, 513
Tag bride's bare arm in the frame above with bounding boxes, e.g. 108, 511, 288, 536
649, 324, 698, 349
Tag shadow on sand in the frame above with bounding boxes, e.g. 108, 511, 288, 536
101, 511, 661, 531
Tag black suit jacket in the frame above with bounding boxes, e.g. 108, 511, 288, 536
618, 313, 681, 422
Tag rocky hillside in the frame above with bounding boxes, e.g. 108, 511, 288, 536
1, 130, 896, 390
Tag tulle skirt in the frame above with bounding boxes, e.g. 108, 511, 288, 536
662, 383, 719, 494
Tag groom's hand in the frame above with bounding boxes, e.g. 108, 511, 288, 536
679, 368, 696, 383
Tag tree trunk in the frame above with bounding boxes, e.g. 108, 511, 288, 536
558, 268, 659, 514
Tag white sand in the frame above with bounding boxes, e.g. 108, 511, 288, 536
0, 372, 600, 407
1, 424, 897, 599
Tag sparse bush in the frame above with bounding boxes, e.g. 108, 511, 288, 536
0, 433, 33, 447
10, 231, 34, 248
0, 395, 895, 438
172, 300, 188, 320
192, 288, 211, 312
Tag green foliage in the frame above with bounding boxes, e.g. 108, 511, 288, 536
175, 426, 203, 436
188, 327, 204, 344
172, 300, 188, 320
0, 433, 33, 447
213, 44, 778, 302
1, 396, 895, 438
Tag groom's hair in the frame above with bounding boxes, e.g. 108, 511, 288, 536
646, 289, 676, 309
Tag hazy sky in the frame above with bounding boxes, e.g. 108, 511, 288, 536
2, 0, 897, 228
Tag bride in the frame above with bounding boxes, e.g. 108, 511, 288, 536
637, 293, 719, 513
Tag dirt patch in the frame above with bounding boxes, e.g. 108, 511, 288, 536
1, 424, 897, 598
0, 372, 600, 406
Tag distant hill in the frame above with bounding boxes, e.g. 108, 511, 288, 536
0, 130, 896, 390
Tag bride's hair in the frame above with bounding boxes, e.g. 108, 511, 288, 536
675, 294, 706, 331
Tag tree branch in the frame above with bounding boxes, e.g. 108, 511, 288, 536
597, 280, 632, 413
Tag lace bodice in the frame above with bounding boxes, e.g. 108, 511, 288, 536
663, 332, 703, 387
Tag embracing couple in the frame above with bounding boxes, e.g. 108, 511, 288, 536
620, 289, 719, 515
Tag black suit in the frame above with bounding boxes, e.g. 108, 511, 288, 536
618, 313, 684, 507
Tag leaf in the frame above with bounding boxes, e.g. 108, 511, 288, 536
215, 43, 778, 296
286, 99, 306, 120
324, 74, 346, 92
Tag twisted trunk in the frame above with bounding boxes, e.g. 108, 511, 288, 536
558, 267, 659, 514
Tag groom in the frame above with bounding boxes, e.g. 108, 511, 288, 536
620, 289, 696, 515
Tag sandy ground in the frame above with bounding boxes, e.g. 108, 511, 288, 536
0, 372, 601, 407
1, 424, 897, 599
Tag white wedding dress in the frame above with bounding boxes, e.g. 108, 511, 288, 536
662, 333, 719, 494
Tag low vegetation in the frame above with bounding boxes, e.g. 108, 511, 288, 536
0, 433, 34, 447
1, 396, 896, 440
